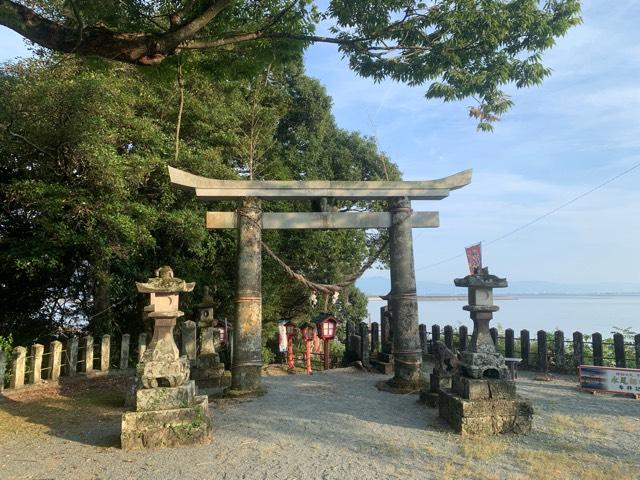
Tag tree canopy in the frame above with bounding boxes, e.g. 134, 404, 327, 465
0, 54, 395, 343
0, 0, 581, 128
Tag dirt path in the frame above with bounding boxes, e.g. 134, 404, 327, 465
1, 367, 639, 479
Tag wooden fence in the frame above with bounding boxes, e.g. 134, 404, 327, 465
416, 324, 640, 371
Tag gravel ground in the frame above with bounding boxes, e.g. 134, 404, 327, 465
1, 365, 639, 480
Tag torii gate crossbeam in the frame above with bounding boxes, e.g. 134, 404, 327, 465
169, 166, 472, 396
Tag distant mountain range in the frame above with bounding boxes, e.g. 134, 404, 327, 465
356, 276, 640, 296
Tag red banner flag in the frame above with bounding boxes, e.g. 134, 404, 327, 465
465, 243, 482, 274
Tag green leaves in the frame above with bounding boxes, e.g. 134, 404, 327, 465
328, 0, 581, 127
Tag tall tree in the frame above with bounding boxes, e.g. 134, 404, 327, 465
0, 55, 387, 342
0, 0, 581, 127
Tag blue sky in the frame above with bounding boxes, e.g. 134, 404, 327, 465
1, 2, 639, 287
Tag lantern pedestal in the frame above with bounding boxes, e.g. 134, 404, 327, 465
438, 376, 532, 435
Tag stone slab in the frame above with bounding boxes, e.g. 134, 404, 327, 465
135, 380, 196, 411
206, 211, 439, 229
196, 353, 222, 370
377, 352, 394, 363
169, 165, 472, 200
121, 395, 211, 450
370, 359, 394, 375
451, 375, 516, 400
439, 389, 532, 435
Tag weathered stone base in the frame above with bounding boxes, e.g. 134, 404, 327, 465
371, 359, 394, 375
223, 385, 267, 399
121, 395, 211, 450
420, 371, 452, 408
376, 376, 422, 394
192, 364, 225, 381
193, 370, 231, 389
136, 380, 196, 411
438, 389, 532, 435
452, 375, 515, 400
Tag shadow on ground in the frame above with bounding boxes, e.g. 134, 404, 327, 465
0, 376, 127, 448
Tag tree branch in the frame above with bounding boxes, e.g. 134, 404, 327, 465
162, 0, 232, 45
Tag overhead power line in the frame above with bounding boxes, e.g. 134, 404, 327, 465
414, 160, 640, 272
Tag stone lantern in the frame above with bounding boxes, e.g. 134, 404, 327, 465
455, 267, 509, 380
120, 266, 212, 450
438, 266, 533, 435
195, 286, 215, 326
192, 286, 227, 386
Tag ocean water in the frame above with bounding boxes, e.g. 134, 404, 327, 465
366, 295, 640, 336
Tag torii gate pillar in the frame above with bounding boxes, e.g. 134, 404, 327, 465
229, 197, 265, 396
388, 197, 422, 391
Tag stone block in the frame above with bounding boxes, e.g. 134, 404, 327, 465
439, 389, 532, 435
451, 375, 515, 400
121, 395, 211, 451
371, 359, 394, 375
197, 353, 221, 370
136, 380, 196, 411
377, 352, 394, 363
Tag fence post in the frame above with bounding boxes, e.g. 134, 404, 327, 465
537, 331, 547, 372
48, 340, 62, 381
431, 324, 440, 344
120, 334, 130, 369
82, 336, 94, 374
418, 324, 427, 354
490, 327, 499, 347
371, 322, 379, 353
505, 328, 514, 358
182, 320, 197, 366
592, 332, 603, 366
10, 346, 27, 389
520, 330, 530, 368
0, 350, 6, 392
635, 334, 640, 369
359, 322, 370, 368
100, 335, 111, 372
444, 325, 453, 350
554, 331, 565, 371
29, 343, 44, 384
138, 333, 147, 363
613, 333, 626, 368
66, 337, 78, 377
459, 325, 468, 352
573, 331, 584, 369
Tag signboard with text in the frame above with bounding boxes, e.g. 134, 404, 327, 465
578, 365, 640, 397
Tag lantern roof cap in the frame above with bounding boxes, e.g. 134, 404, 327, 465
454, 266, 507, 289
136, 266, 196, 294
195, 285, 216, 308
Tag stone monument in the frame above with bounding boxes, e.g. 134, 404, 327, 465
438, 267, 532, 434
121, 266, 212, 450
192, 286, 229, 387
420, 340, 460, 407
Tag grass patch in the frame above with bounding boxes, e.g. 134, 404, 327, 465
460, 438, 508, 460
516, 449, 637, 480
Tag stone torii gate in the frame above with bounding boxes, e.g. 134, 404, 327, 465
169, 166, 472, 396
